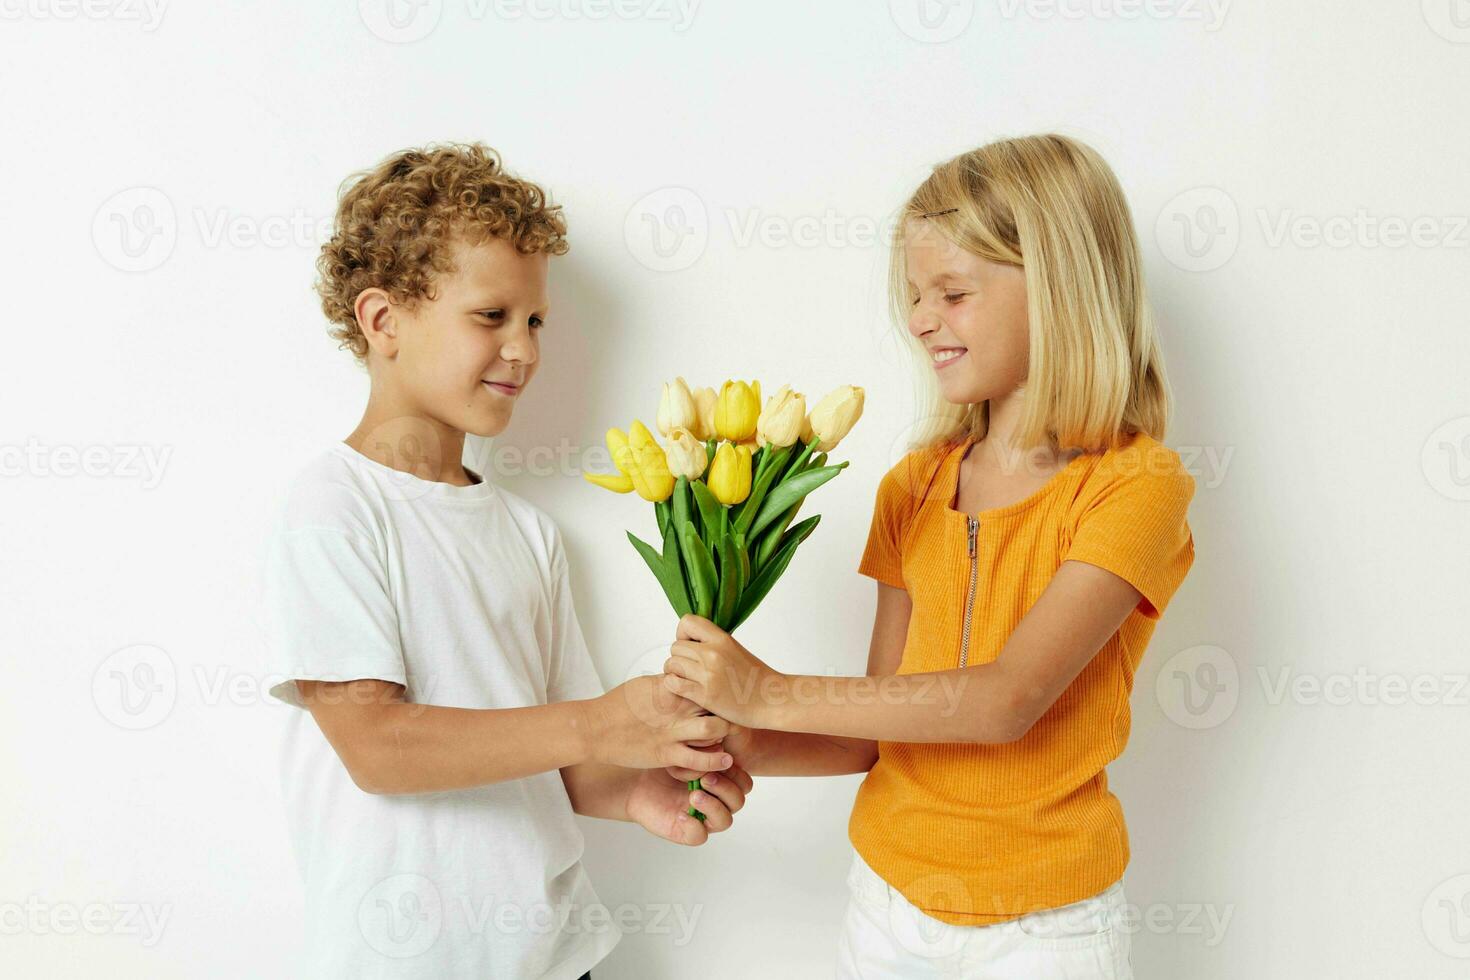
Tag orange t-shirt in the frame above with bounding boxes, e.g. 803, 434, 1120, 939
850, 429, 1196, 925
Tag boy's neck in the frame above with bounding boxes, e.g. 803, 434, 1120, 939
344, 405, 479, 488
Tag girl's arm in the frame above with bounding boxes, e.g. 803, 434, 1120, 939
663, 560, 1143, 744
667, 582, 910, 778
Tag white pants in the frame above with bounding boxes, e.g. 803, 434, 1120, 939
835, 852, 1134, 979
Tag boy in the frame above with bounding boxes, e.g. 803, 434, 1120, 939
261, 143, 749, 979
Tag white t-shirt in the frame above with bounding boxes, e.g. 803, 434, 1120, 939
261, 441, 620, 979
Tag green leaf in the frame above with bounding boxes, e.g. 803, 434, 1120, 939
661, 522, 694, 616
752, 499, 801, 571
655, 499, 670, 540
690, 479, 722, 539
672, 477, 691, 536
732, 444, 793, 535
729, 515, 821, 632
747, 463, 847, 539
714, 534, 740, 629
678, 521, 717, 618
627, 531, 691, 617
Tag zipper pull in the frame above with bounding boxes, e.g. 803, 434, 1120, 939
967, 515, 978, 556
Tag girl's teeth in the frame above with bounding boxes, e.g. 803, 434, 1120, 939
933, 349, 965, 364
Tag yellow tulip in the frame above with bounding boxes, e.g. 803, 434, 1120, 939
584, 471, 634, 493
807, 385, 865, 451
626, 419, 675, 502
657, 377, 697, 437
664, 427, 708, 481
756, 385, 806, 448
583, 427, 636, 494
691, 386, 718, 442
707, 441, 753, 505
714, 380, 761, 442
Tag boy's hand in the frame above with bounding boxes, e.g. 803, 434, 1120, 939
663, 615, 784, 728
627, 765, 753, 845
584, 674, 734, 772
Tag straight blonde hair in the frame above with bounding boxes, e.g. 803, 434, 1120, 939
889, 133, 1172, 453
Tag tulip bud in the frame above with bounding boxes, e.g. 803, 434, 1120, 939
626, 419, 675, 502
657, 377, 698, 437
714, 380, 761, 443
583, 427, 637, 494
664, 427, 708, 481
808, 385, 865, 451
707, 441, 753, 505
756, 385, 806, 448
691, 387, 718, 442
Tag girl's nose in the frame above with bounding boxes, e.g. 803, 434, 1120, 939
908, 305, 941, 339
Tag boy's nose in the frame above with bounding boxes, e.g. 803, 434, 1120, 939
500, 332, 538, 366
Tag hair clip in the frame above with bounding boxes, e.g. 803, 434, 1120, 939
920, 207, 958, 218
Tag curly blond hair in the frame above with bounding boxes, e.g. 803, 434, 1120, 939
315, 142, 569, 361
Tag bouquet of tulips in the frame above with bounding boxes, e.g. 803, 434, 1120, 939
583, 378, 865, 632
584, 378, 864, 820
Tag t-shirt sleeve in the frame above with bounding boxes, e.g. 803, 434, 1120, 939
544, 529, 607, 704
262, 525, 408, 708
857, 457, 921, 590
1062, 451, 1196, 620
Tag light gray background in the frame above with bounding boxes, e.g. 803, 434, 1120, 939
3, 2, 1468, 977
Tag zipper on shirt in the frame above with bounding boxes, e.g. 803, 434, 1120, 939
959, 515, 978, 668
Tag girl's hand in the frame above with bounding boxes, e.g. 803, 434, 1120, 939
663, 614, 785, 728
665, 727, 757, 784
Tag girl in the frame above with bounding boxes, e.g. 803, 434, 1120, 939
662, 133, 1196, 978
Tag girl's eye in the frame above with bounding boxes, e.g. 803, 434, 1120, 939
944, 292, 967, 304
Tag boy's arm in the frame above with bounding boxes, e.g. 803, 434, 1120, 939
667, 582, 910, 778
296, 675, 732, 796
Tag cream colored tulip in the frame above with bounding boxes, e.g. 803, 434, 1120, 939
664, 427, 708, 481
807, 385, 865, 450
691, 386, 718, 442
756, 385, 806, 448
657, 377, 697, 437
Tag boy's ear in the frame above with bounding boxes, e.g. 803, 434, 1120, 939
354, 288, 400, 359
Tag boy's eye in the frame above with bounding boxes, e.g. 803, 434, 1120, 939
529, 315, 545, 330
479, 310, 505, 322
